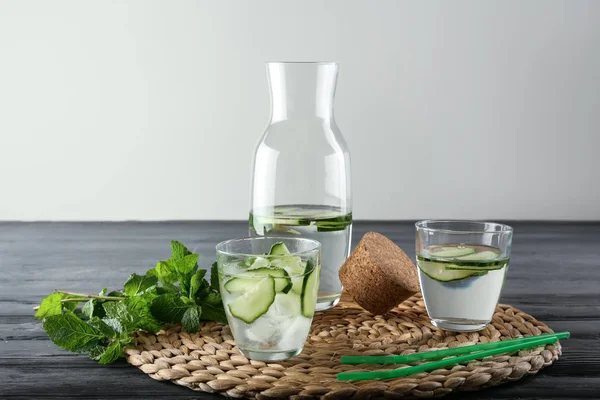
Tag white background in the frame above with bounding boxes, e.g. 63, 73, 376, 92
1, 0, 598, 221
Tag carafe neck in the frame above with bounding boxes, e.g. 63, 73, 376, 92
267, 62, 338, 122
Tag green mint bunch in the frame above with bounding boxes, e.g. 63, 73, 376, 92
34, 241, 225, 364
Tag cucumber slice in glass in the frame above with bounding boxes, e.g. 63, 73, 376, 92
429, 247, 476, 258
290, 277, 304, 295
455, 250, 499, 261
445, 264, 505, 271
445, 252, 507, 271
272, 206, 300, 215
246, 257, 271, 270
227, 276, 275, 323
289, 260, 308, 294
301, 260, 319, 318
269, 242, 291, 255
224, 277, 257, 293
271, 256, 304, 276
266, 225, 302, 235
228, 267, 292, 293
418, 260, 477, 282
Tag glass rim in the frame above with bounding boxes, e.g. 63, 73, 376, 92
415, 220, 513, 234
266, 61, 338, 66
216, 236, 321, 258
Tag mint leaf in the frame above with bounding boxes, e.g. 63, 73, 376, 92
35, 293, 65, 319
199, 291, 227, 324
88, 338, 129, 364
35, 293, 82, 319
171, 240, 192, 260
125, 295, 161, 334
81, 300, 94, 318
181, 296, 195, 306
102, 302, 131, 334
181, 306, 201, 333
103, 296, 160, 334
148, 261, 178, 285
124, 273, 158, 297
150, 293, 189, 323
62, 299, 81, 313
70, 339, 106, 354
156, 284, 178, 294
172, 254, 199, 276
81, 288, 112, 319
88, 316, 118, 338
101, 317, 122, 335
210, 262, 220, 290
200, 291, 221, 305
82, 299, 102, 319
88, 345, 107, 360
190, 270, 207, 298
119, 338, 133, 351
43, 313, 104, 351
82, 299, 105, 319
200, 302, 227, 324
98, 340, 123, 364
172, 254, 199, 295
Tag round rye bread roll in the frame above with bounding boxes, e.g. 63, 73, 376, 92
339, 232, 420, 315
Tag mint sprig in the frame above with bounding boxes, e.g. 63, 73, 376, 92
34, 241, 226, 364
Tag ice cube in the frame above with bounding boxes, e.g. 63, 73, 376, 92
221, 261, 245, 276
273, 292, 301, 316
245, 308, 292, 346
276, 316, 312, 351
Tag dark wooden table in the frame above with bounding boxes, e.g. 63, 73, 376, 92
1, 221, 599, 399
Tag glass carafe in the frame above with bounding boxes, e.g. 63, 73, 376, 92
249, 62, 352, 311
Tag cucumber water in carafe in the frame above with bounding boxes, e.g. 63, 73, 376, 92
250, 62, 352, 311
250, 205, 352, 310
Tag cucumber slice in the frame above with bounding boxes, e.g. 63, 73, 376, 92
418, 260, 477, 282
271, 256, 304, 276
227, 276, 275, 323
428, 247, 476, 258
317, 225, 347, 232
290, 277, 304, 295
455, 250, 499, 261
259, 217, 310, 226
229, 267, 292, 293
445, 264, 505, 271
224, 277, 255, 293
289, 260, 308, 294
273, 206, 299, 215
266, 225, 301, 235
300, 260, 319, 318
269, 242, 291, 255
246, 256, 271, 270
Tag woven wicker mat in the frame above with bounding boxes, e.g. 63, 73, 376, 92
126, 293, 562, 399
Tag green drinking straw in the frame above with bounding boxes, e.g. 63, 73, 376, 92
337, 332, 569, 381
341, 331, 570, 365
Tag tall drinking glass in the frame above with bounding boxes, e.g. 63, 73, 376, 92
415, 220, 513, 332
216, 237, 320, 361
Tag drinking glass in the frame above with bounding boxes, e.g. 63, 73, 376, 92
216, 237, 320, 361
415, 220, 513, 332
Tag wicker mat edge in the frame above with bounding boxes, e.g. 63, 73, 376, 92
126, 293, 562, 399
